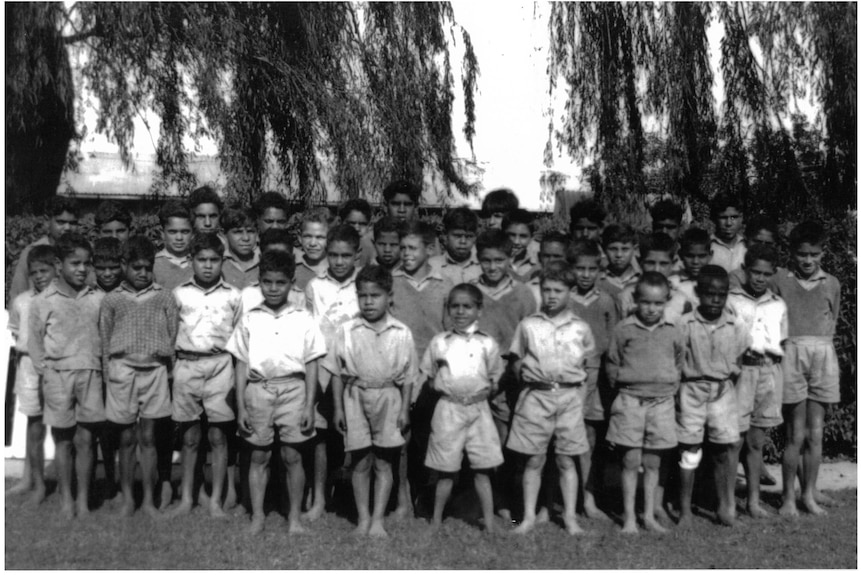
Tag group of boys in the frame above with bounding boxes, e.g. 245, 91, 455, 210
7, 182, 841, 537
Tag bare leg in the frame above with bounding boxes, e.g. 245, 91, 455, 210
678, 445, 699, 526
52, 427, 76, 519
170, 422, 200, 517
208, 425, 229, 518
581, 423, 607, 519
154, 416, 174, 511
744, 428, 768, 517
493, 419, 512, 522
780, 402, 806, 517
24, 417, 46, 506
513, 454, 545, 534
7, 418, 39, 497
714, 443, 740, 526
557, 454, 582, 535
117, 424, 137, 517
642, 451, 667, 532
138, 418, 161, 518
800, 400, 826, 515
283, 445, 308, 533
248, 448, 271, 534
99, 421, 118, 501
73, 425, 95, 518
392, 435, 412, 519
621, 448, 640, 533
351, 450, 373, 535
223, 428, 238, 510
369, 451, 394, 537
474, 470, 498, 533
430, 474, 454, 532
302, 436, 326, 521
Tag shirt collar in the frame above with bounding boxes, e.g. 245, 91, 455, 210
352, 314, 403, 334
711, 234, 746, 249
729, 285, 779, 304
571, 285, 600, 303
532, 308, 577, 326
791, 267, 827, 282
155, 249, 189, 266
325, 267, 359, 286
119, 281, 162, 295
623, 314, 675, 330
250, 300, 302, 317
392, 263, 443, 282
444, 251, 479, 267
48, 280, 94, 300
446, 321, 485, 339
691, 308, 736, 327
181, 276, 230, 294
223, 248, 260, 269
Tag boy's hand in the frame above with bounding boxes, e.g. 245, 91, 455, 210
334, 408, 347, 435
300, 405, 315, 434
238, 407, 253, 435
397, 406, 410, 434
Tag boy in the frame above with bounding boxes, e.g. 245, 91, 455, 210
507, 262, 597, 535
100, 236, 179, 517
29, 233, 105, 518
422, 284, 504, 533
93, 237, 124, 293
154, 200, 194, 291
94, 200, 132, 243
650, 198, 684, 243
329, 266, 417, 536
597, 223, 640, 298
340, 198, 376, 268
727, 244, 787, 517
730, 215, 781, 289
371, 216, 403, 271
606, 272, 684, 534
677, 266, 749, 526
170, 232, 242, 518
9, 196, 79, 302
525, 231, 569, 308
616, 233, 690, 322
568, 198, 605, 242
481, 188, 519, 230
294, 207, 332, 290
220, 207, 260, 290
7, 245, 57, 504
383, 180, 420, 224
502, 209, 536, 281
240, 228, 305, 312
672, 227, 713, 307
772, 221, 841, 516
709, 193, 746, 272
227, 250, 326, 534
253, 191, 290, 233
188, 185, 223, 235
429, 207, 481, 285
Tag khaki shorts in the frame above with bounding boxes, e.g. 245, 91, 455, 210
677, 380, 740, 445
172, 354, 236, 423
426, 399, 503, 472
606, 392, 676, 450
43, 368, 105, 428
782, 338, 840, 404
737, 362, 783, 431
344, 385, 405, 452
14, 355, 42, 417
106, 358, 171, 425
243, 378, 316, 447
507, 386, 588, 457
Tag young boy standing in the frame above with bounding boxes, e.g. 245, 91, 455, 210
188, 185, 223, 235
671, 227, 713, 307
154, 200, 194, 290
220, 207, 260, 290
383, 180, 420, 224
502, 209, 536, 281
294, 208, 332, 290
709, 193, 746, 272
597, 224, 640, 298
93, 238, 125, 293
429, 207, 481, 285
253, 191, 290, 233
94, 200, 132, 243
616, 233, 690, 322
371, 217, 403, 271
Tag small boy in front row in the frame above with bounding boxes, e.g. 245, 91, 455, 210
507, 262, 597, 535
329, 266, 417, 537
227, 251, 327, 534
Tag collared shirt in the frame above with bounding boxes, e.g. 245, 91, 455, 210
710, 234, 747, 272
305, 268, 361, 344
293, 252, 329, 291
29, 282, 104, 372
463, 275, 537, 353
99, 281, 178, 365
727, 287, 788, 357
771, 267, 840, 338
154, 249, 193, 292
420, 324, 504, 397
240, 282, 305, 315
569, 286, 619, 355
9, 235, 51, 303
173, 278, 242, 354
606, 315, 684, 397
391, 265, 453, 360
598, 264, 641, 296
221, 248, 260, 290
429, 252, 482, 286
226, 303, 326, 380
9, 288, 37, 353
616, 283, 691, 323
510, 310, 596, 385
680, 309, 750, 382
510, 253, 537, 282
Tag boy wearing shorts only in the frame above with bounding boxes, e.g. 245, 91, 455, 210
430, 207, 481, 285
228, 251, 327, 534
329, 266, 417, 537
154, 200, 194, 290
220, 207, 260, 290
29, 233, 105, 518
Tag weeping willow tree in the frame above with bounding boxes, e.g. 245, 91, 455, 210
5, 2, 479, 211
548, 2, 856, 216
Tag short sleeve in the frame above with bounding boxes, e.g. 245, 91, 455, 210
302, 317, 328, 364
508, 322, 526, 360
226, 314, 250, 363
419, 337, 440, 381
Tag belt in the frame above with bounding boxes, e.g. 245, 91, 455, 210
176, 350, 228, 361
248, 373, 304, 385
742, 351, 781, 367
441, 389, 490, 406
349, 378, 396, 390
525, 380, 582, 391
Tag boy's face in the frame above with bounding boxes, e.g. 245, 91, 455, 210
163, 217, 193, 255
478, 247, 509, 286
748, 228, 776, 248
505, 223, 531, 260
444, 229, 476, 262
539, 241, 567, 267
123, 258, 154, 291
94, 259, 122, 291
696, 277, 729, 320
29, 261, 57, 293
605, 241, 635, 274
634, 284, 668, 326
57, 248, 91, 291
447, 291, 480, 331
487, 212, 505, 230
327, 240, 357, 280
572, 255, 601, 293
541, 278, 571, 315
793, 241, 823, 279
357, 281, 390, 324
653, 218, 681, 242
226, 224, 257, 258
714, 207, 743, 241
48, 210, 78, 241
571, 217, 601, 241
680, 244, 712, 278
192, 203, 220, 233
375, 231, 401, 268
640, 250, 674, 278
258, 208, 288, 233
744, 259, 775, 296
343, 210, 370, 237
259, 270, 292, 309
387, 193, 416, 222
100, 220, 130, 243
400, 234, 429, 274
192, 248, 223, 285
261, 242, 291, 255
300, 222, 328, 262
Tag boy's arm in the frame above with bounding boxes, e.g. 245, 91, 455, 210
165, 293, 180, 366
397, 338, 418, 432
8, 298, 21, 345
301, 359, 319, 433
99, 300, 115, 375
235, 359, 251, 434
330, 371, 347, 435
27, 300, 47, 375
605, 329, 621, 388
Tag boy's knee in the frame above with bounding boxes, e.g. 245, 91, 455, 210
352, 449, 373, 473
525, 453, 546, 470
182, 424, 202, 449
621, 447, 641, 469
555, 454, 576, 470
281, 446, 302, 467
207, 425, 228, 447
250, 448, 272, 466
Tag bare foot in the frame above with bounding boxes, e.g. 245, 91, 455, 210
287, 519, 308, 534
167, 500, 193, 518
391, 504, 412, 521
425, 521, 442, 536
815, 490, 838, 507
653, 505, 671, 522
248, 514, 265, 534
301, 504, 324, 522
142, 503, 162, 519
76, 501, 91, 519
512, 517, 536, 535
197, 490, 211, 508
778, 500, 799, 517
563, 514, 584, 535
800, 495, 826, 516
223, 488, 237, 511
483, 517, 501, 535
117, 499, 135, 518
158, 482, 173, 511
497, 508, 513, 523
621, 518, 638, 534
716, 509, 737, 527
676, 512, 693, 527
644, 516, 668, 533
209, 504, 229, 519
60, 499, 75, 520
368, 520, 389, 537
584, 501, 609, 520
535, 507, 550, 524
352, 519, 371, 536
6, 480, 32, 497
24, 486, 46, 508
231, 504, 248, 518
747, 502, 769, 518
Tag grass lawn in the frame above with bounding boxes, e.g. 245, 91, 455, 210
4, 476, 856, 570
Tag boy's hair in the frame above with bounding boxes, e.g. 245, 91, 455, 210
744, 243, 779, 269
259, 228, 294, 251
650, 199, 684, 223
709, 192, 744, 220
158, 200, 191, 228
540, 259, 575, 288
94, 200, 132, 228
259, 249, 296, 279
252, 191, 290, 218
601, 223, 637, 247
339, 198, 372, 222
401, 219, 436, 246
696, 264, 730, 291
356, 264, 393, 293
382, 180, 421, 203
481, 188, 519, 217
189, 232, 225, 257
788, 220, 827, 249
635, 271, 671, 300
679, 227, 711, 254
188, 185, 223, 211
27, 244, 58, 268
46, 196, 80, 218
568, 198, 606, 226
93, 237, 123, 264
565, 239, 602, 264
501, 209, 534, 234
300, 206, 334, 227
54, 232, 91, 260
744, 214, 779, 240
326, 224, 361, 252
475, 229, 512, 257
123, 235, 156, 264
442, 206, 479, 233
448, 283, 483, 308
220, 206, 256, 233
639, 232, 677, 258
541, 230, 569, 249
373, 216, 405, 240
